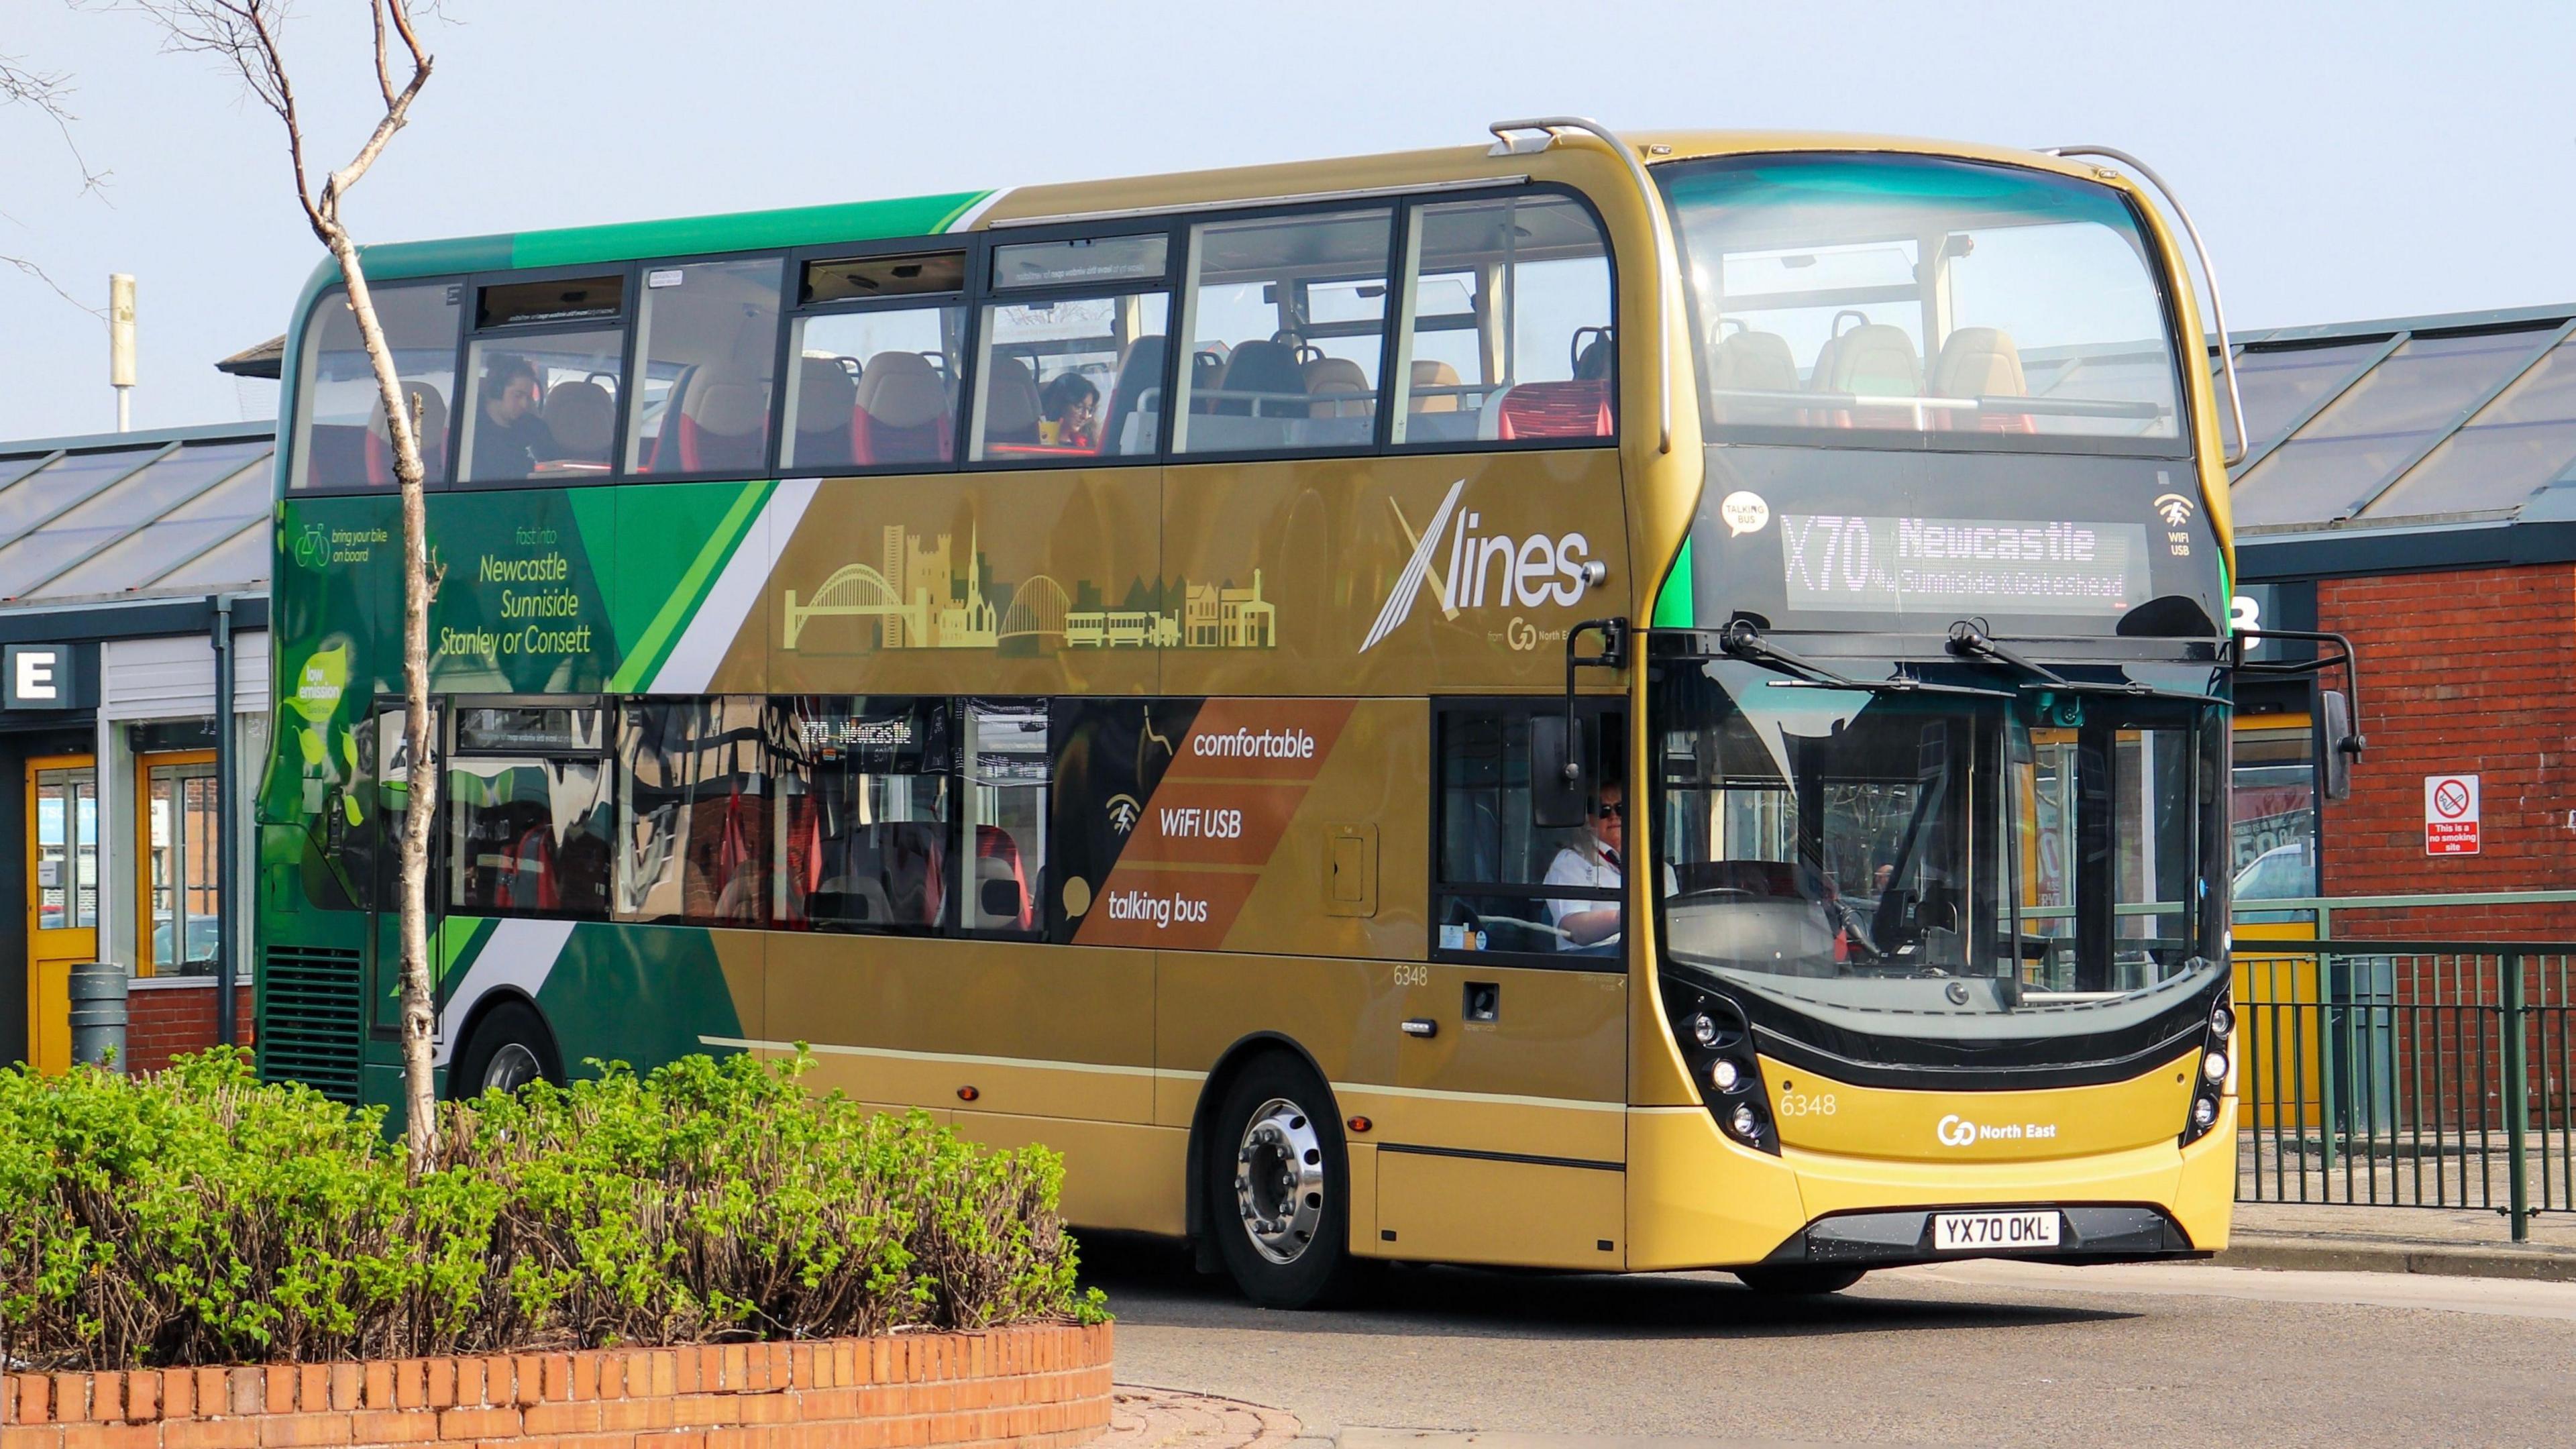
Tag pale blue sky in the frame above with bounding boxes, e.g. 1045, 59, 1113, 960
3, 0, 2571, 441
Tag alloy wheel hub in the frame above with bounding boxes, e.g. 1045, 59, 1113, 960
1234, 1097, 1326, 1265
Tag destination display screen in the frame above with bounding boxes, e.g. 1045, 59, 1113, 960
1778, 513, 2153, 619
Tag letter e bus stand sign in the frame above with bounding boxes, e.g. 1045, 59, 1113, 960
1, 643, 87, 711
2425, 773, 2480, 856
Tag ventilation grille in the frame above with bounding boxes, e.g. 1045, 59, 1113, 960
258, 945, 364, 1104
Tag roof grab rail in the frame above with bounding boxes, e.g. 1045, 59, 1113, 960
1488, 117, 1674, 454
2045, 145, 2247, 467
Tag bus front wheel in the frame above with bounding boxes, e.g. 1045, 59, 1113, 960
1733, 1265, 1867, 1295
1207, 1054, 1357, 1309
451, 999, 560, 1099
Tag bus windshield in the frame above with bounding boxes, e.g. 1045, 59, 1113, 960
1662, 153, 2184, 447
1652, 656, 2225, 1047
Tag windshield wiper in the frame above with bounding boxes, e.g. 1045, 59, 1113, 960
1722, 621, 2010, 699
1945, 621, 2225, 705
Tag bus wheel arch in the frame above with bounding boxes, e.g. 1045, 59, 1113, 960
448, 991, 562, 1099
1187, 1035, 1362, 1308
1185, 1032, 1337, 1272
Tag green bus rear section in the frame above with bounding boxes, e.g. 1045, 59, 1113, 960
260, 484, 779, 1121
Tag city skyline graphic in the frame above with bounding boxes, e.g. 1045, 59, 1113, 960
783, 523, 1276, 654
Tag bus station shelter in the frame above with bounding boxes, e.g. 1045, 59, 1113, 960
2225, 303, 2576, 937
0, 421, 272, 1074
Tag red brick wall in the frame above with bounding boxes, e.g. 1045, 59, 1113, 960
3, 1324, 1112, 1449
123, 985, 254, 1074
2316, 562, 2576, 941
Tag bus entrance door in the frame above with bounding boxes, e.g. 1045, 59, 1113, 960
25, 757, 99, 1074
1373, 959, 1631, 1269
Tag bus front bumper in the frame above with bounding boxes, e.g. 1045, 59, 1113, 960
1759, 1203, 2200, 1270
1623, 1095, 2238, 1272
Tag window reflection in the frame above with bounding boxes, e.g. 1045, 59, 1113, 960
447, 706, 612, 918
771, 698, 953, 930
616, 698, 769, 925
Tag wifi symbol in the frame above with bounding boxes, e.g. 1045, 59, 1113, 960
2153, 492, 2196, 527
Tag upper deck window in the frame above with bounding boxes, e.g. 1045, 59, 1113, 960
1661, 154, 2183, 449
1387, 195, 1615, 447
783, 252, 968, 473
627, 258, 786, 478
1173, 207, 1395, 455
991, 234, 1168, 290
460, 274, 629, 484
803, 251, 968, 305
971, 233, 1171, 464
478, 275, 625, 328
289, 282, 462, 489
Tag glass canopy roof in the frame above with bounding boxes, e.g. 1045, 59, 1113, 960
0, 429, 274, 605
2222, 307, 2576, 533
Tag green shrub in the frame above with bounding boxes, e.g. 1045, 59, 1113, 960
0, 1049, 1102, 1370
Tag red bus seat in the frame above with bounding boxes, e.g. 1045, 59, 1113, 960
790, 363, 861, 468
1489, 379, 1612, 439
672, 366, 770, 474
853, 352, 953, 464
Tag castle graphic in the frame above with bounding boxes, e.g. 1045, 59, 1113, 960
784, 523, 1275, 653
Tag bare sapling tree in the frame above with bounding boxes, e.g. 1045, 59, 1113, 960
138, 0, 445, 1160
1, 47, 111, 313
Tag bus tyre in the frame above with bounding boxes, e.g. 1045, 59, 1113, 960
1208, 1055, 1356, 1309
451, 1000, 559, 1099
1733, 1265, 1866, 1295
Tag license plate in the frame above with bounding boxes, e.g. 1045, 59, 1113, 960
1932, 1210, 2061, 1251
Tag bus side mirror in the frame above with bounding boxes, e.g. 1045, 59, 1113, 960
2318, 689, 2360, 803
1530, 715, 1587, 829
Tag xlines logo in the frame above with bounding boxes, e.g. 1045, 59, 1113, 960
1360, 479, 1597, 651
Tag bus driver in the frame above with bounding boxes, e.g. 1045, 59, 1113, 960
1546, 777, 1675, 952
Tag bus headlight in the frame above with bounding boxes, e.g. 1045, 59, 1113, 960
2182, 988, 2235, 1146
1661, 984, 1779, 1155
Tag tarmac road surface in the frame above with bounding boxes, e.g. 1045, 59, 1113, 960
1082, 1237, 2576, 1449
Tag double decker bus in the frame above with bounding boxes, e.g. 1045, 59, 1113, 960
258, 121, 2247, 1305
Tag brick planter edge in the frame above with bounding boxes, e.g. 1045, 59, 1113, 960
1, 1321, 1112, 1449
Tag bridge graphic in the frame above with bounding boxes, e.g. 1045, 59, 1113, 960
783, 564, 920, 650
998, 576, 1070, 643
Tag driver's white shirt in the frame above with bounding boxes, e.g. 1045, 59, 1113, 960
1544, 837, 1678, 945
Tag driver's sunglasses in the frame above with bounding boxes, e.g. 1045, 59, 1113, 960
1595, 800, 1623, 820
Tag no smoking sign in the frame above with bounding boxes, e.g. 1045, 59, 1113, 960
2424, 773, 2480, 856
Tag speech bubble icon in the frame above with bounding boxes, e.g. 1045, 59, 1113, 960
1720, 490, 1770, 537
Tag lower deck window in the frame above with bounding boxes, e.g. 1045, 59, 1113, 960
616, 698, 769, 925
773, 698, 954, 930
447, 706, 612, 918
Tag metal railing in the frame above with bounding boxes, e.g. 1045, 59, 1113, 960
2230, 900, 2576, 1242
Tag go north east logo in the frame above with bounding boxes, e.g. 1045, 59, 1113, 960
1360, 479, 1598, 651
1935, 1114, 2059, 1147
